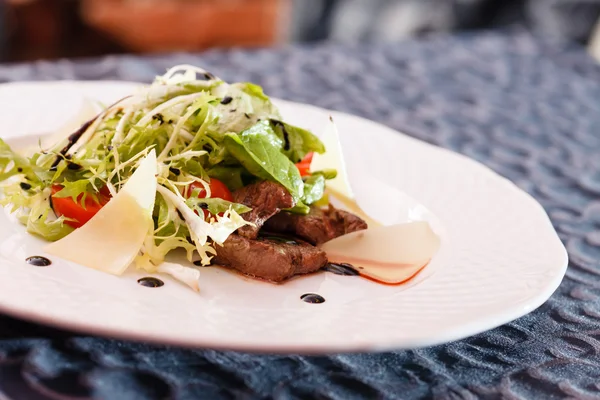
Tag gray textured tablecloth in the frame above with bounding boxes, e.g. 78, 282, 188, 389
0, 30, 598, 400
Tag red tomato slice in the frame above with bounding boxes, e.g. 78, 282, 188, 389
184, 179, 233, 201
295, 152, 314, 177
298, 153, 314, 165
51, 185, 111, 229
183, 178, 233, 219
296, 163, 311, 176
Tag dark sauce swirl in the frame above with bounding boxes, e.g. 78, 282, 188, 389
300, 293, 325, 304
25, 256, 52, 267
322, 263, 359, 276
137, 277, 164, 288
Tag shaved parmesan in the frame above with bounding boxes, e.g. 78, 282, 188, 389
45, 150, 157, 275
321, 222, 441, 284
311, 117, 354, 199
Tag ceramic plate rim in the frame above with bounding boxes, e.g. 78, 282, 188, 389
0, 81, 568, 353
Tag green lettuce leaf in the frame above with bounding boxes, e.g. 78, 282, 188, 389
210, 83, 280, 134
270, 120, 326, 163
223, 121, 304, 202
241, 83, 270, 101
285, 202, 310, 215
311, 169, 338, 180
302, 174, 326, 205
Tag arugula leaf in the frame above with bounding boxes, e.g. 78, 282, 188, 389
270, 120, 325, 163
223, 121, 304, 202
186, 196, 251, 216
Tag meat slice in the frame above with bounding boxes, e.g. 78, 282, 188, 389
213, 234, 327, 282
233, 181, 294, 239
263, 205, 368, 246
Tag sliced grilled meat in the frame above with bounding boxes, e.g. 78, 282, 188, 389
213, 234, 327, 282
233, 181, 294, 239
263, 205, 368, 246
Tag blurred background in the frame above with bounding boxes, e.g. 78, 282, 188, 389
1, 0, 600, 63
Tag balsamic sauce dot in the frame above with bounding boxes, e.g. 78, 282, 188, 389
137, 277, 164, 288
301, 293, 325, 304
26, 256, 52, 267
17, 167, 23, 173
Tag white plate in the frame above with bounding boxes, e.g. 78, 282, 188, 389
0, 81, 567, 353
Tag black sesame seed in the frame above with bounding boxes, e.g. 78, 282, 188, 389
203, 72, 215, 80
198, 202, 209, 210
17, 167, 23, 173
169, 167, 181, 176
220, 96, 233, 105
19, 182, 32, 190
244, 113, 251, 119
230, 109, 237, 113
152, 113, 165, 124
107, 145, 114, 151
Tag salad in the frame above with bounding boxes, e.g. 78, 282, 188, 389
0, 65, 372, 290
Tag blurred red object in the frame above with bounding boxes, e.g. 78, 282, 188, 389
80, 0, 290, 52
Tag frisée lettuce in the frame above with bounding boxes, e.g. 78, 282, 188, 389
0, 65, 332, 290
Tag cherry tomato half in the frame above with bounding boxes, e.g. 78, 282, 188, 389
184, 179, 233, 202
295, 152, 314, 177
183, 178, 233, 219
51, 185, 111, 229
